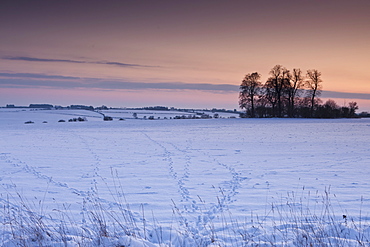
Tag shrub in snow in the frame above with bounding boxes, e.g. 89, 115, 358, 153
68, 117, 87, 122
201, 114, 212, 119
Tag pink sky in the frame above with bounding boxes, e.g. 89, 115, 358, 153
1, 0, 369, 111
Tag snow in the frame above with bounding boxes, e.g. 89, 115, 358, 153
1, 108, 370, 246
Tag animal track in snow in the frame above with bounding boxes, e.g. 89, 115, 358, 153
141, 132, 249, 222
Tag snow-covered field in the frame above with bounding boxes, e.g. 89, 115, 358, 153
1, 108, 370, 246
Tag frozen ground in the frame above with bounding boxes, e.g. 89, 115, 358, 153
1, 108, 370, 246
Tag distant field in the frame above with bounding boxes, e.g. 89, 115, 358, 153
1, 109, 370, 246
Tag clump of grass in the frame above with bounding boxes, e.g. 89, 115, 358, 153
1, 183, 370, 246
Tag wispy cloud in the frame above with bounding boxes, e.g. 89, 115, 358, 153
321, 91, 370, 100
3, 56, 85, 64
0, 72, 238, 93
2, 56, 153, 68
97, 61, 149, 67
1, 72, 370, 99
96, 81, 239, 92
0, 72, 81, 80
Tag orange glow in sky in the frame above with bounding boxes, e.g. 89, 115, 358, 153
1, 1, 369, 111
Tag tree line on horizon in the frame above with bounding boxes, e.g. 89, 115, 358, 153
239, 65, 358, 118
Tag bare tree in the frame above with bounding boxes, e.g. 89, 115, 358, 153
348, 101, 359, 117
324, 99, 339, 109
238, 66, 340, 118
239, 72, 262, 117
286, 68, 304, 117
263, 78, 278, 117
306, 69, 323, 117
322, 99, 340, 118
268, 65, 290, 117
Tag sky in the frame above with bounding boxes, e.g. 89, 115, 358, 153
1, 0, 370, 111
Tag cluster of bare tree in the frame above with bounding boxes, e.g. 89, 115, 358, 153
239, 65, 358, 118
